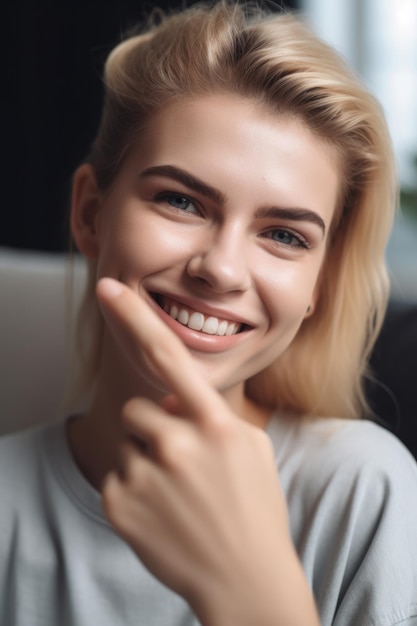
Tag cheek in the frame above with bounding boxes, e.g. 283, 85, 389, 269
96, 211, 199, 278
258, 260, 321, 324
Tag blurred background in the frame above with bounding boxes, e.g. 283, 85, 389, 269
304, 0, 417, 302
2, 0, 417, 301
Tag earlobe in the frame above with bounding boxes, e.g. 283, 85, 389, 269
305, 277, 321, 319
71, 164, 102, 259
304, 304, 314, 319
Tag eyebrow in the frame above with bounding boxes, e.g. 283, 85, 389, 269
140, 164, 326, 235
254, 206, 326, 235
139, 165, 226, 205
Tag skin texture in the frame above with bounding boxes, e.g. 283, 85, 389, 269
70, 93, 339, 624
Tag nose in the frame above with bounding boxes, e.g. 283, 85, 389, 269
186, 227, 251, 293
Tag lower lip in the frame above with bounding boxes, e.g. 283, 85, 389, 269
148, 297, 250, 353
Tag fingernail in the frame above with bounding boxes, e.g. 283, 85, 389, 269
98, 277, 123, 298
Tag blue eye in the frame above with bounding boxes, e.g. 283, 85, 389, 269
267, 229, 309, 249
271, 230, 296, 245
168, 194, 192, 210
155, 192, 200, 214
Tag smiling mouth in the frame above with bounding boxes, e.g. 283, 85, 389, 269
152, 294, 246, 336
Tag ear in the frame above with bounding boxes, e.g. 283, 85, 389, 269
71, 164, 102, 259
305, 272, 322, 319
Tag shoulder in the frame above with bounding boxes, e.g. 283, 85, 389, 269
271, 415, 417, 539
0, 424, 45, 473
282, 417, 417, 549
0, 421, 63, 510
270, 415, 417, 493
268, 415, 417, 625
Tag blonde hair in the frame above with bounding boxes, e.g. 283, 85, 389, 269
73, 1, 397, 419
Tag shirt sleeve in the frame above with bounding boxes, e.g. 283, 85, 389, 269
276, 418, 417, 626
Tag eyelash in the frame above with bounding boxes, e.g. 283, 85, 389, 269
152, 191, 311, 249
153, 191, 201, 215
262, 229, 311, 249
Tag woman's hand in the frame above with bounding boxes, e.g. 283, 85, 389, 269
97, 277, 320, 626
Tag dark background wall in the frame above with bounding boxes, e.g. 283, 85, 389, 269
3, 0, 299, 253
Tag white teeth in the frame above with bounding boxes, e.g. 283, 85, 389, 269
225, 323, 236, 336
162, 298, 242, 336
202, 316, 219, 335
178, 309, 189, 325
217, 320, 228, 336
188, 312, 204, 331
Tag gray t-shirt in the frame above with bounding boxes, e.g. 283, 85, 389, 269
0, 414, 416, 626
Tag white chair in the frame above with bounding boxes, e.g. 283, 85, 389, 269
0, 247, 87, 436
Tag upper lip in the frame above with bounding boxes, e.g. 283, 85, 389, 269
149, 290, 254, 327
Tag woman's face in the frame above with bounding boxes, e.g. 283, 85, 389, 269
86, 94, 339, 398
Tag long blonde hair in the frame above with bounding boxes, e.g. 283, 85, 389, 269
72, 1, 397, 419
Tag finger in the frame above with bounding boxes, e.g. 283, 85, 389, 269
161, 394, 182, 416
102, 465, 151, 537
96, 278, 226, 422
117, 434, 149, 480
122, 397, 197, 469
122, 397, 179, 454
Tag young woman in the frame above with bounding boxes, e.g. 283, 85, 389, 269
1, 3, 417, 625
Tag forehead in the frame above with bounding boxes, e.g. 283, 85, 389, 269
145, 92, 340, 161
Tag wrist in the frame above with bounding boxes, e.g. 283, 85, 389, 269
189, 544, 320, 626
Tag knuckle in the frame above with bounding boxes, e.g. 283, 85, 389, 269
117, 439, 145, 486
102, 475, 125, 524
156, 429, 196, 471
120, 457, 137, 486
120, 397, 143, 426
254, 427, 275, 457
203, 412, 237, 445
